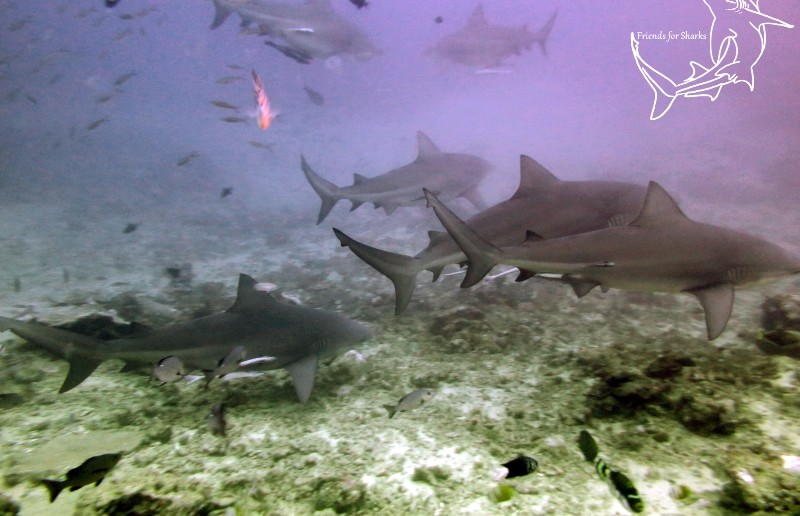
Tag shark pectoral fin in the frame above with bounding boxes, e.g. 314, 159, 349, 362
287, 354, 318, 403
60, 357, 103, 393
515, 269, 536, 282
382, 203, 400, 215
564, 277, 600, 298
685, 283, 734, 341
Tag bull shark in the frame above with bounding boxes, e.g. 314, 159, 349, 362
302, 131, 491, 224
427, 5, 558, 70
424, 183, 800, 340
0, 274, 373, 402
333, 155, 646, 314
210, 0, 380, 62
631, 0, 793, 120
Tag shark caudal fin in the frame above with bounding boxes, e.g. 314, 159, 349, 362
630, 33, 678, 120
0, 316, 105, 393
531, 9, 559, 56
301, 155, 344, 224
423, 189, 499, 288
209, 0, 232, 29
333, 228, 420, 315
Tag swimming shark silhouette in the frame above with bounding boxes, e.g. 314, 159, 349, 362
424, 183, 800, 340
302, 131, 491, 224
333, 155, 646, 314
0, 274, 373, 402
210, 0, 380, 62
631, 0, 793, 120
427, 5, 558, 70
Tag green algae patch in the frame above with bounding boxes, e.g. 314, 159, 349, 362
489, 483, 516, 503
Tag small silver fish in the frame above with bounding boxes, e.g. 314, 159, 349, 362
204, 345, 247, 385
207, 403, 226, 437
152, 356, 185, 384
383, 388, 435, 419
303, 85, 324, 106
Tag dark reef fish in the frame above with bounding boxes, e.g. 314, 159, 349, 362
348, 0, 368, 9
499, 455, 538, 479
427, 5, 558, 70
122, 223, 138, 234
221, 187, 234, 198
302, 131, 491, 224
40, 453, 122, 503
303, 85, 324, 105
207, 403, 227, 436
578, 431, 644, 513
424, 182, 800, 340
0, 274, 373, 402
333, 156, 646, 314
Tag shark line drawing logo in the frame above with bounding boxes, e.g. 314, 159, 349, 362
630, 0, 793, 120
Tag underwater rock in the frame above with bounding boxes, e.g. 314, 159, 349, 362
411, 465, 452, 484
311, 476, 368, 513
0, 492, 20, 515
674, 394, 739, 435
719, 447, 800, 513
761, 294, 800, 331
757, 294, 800, 359
429, 305, 504, 353
165, 262, 194, 288
644, 352, 695, 379
587, 368, 670, 416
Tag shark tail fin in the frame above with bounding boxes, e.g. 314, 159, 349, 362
532, 9, 558, 56
301, 155, 344, 224
0, 316, 105, 393
333, 228, 420, 315
210, 0, 232, 29
423, 189, 499, 288
40, 479, 64, 503
630, 33, 678, 120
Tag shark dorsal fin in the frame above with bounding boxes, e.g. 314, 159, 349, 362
513, 155, 560, 199
227, 274, 277, 313
628, 181, 687, 227
416, 131, 441, 159
466, 5, 489, 29
353, 173, 368, 185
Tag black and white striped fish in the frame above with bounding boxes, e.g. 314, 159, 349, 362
578, 430, 644, 513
